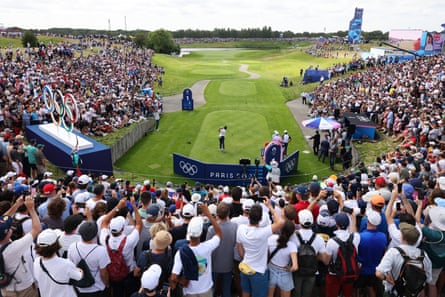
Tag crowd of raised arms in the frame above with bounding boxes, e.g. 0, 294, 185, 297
0, 42, 444, 297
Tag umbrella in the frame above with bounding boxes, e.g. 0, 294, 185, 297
302, 117, 341, 130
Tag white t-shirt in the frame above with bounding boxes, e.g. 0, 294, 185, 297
68, 242, 111, 293
172, 236, 221, 295
236, 224, 273, 273
34, 256, 82, 297
290, 228, 327, 255
387, 223, 423, 249
231, 215, 249, 261
2, 233, 35, 292
99, 227, 139, 271
267, 234, 297, 267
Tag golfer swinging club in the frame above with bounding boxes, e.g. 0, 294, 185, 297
219, 125, 227, 151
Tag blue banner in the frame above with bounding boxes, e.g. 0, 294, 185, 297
348, 8, 363, 44
174, 151, 299, 186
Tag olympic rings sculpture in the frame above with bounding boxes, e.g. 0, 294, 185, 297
42, 86, 79, 132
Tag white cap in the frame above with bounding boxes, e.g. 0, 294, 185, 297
242, 199, 255, 211
141, 264, 162, 290
182, 204, 195, 218
366, 209, 382, 226
187, 217, 204, 239
191, 193, 201, 203
144, 180, 150, 186
109, 216, 126, 234
66, 170, 74, 176
101, 175, 108, 180
298, 209, 314, 227
37, 229, 62, 246
78, 174, 90, 185
43, 171, 53, 177
208, 204, 217, 216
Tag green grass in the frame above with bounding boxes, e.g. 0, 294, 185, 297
114, 48, 355, 184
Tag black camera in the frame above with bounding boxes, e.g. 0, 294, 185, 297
342, 206, 353, 214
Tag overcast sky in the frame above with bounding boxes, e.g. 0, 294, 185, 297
1, 0, 444, 33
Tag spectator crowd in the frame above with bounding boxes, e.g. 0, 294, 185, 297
0, 41, 164, 137
0, 39, 444, 297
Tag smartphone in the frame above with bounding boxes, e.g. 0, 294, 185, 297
397, 183, 403, 194
342, 206, 353, 214
416, 188, 425, 200
76, 202, 86, 208
396, 202, 401, 211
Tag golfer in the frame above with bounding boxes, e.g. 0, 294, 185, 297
219, 126, 227, 151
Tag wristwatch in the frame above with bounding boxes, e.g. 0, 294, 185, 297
114, 207, 119, 213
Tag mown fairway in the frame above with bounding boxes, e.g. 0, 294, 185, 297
115, 48, 351, 184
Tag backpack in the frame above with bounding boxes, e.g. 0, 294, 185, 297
71, 243, 97, 288
392, 247, 427, 297
10, 216, 30, 241
106, 236, 129, 282
296, 232, 318, 276
0, 242, 18, 288
329, 234, 359, 283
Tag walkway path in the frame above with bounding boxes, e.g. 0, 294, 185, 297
161, 65, 327, 151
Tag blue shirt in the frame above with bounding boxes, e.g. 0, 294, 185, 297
38, 197, 72, 221
358, 229, 387, 275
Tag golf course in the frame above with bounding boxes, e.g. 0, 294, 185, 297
114, 46, 353, 185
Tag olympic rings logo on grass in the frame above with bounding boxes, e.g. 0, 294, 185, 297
42, 86, 79, 132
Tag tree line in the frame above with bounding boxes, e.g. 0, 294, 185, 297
11, 26, 388, 40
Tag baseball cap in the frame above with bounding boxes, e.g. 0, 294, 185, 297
182, 204, 195, 218
294, 185, 308, 196
375, 176, 386, 187
327, 199, 339, 214
309, 182, 321, 194
0, 216, 12, 240
208, 204, 218, 216
144, 180, 150, 186
366, 209, 382, 226
298, 209, 314, 227
141, 264, 162, 291
402, 183, 414, 198
37, 144, 45, 149
191, 193, 201, 203
66, 170, 74, 176
187, 216, 203, 238
42, 183, 56, 195
37, 229, 60, 246
370, 195, 385, 208
242, 199, 255, 212
153, 230, 173, 250
78, 174, 90, 185
78, 221, 98, 242
334, 213, 349, 229
146, 205, 160, 218
43, 171, 53, 177
101, 175, 108, 180
399, 222, 420, 244
166, 181, 173, 187
109, 216, 126, 234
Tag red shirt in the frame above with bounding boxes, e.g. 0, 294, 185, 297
294, 201, 320, 224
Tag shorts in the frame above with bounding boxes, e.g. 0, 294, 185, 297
268, 264, 294, 292
355, 274, 380, 288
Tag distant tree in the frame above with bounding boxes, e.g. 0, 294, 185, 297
134, 32, 149, 48
147, 29, 180, 54
21, 31, 38, 48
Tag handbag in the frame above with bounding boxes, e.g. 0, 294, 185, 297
239, 262, 256, 276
